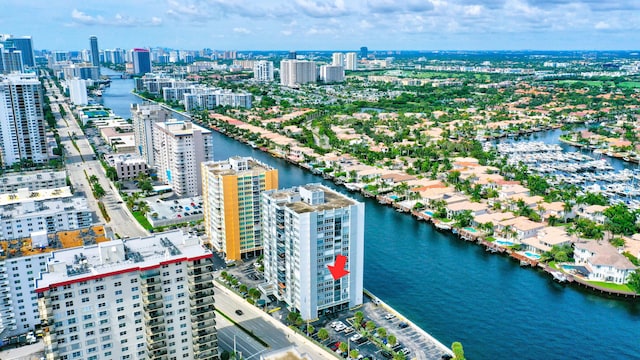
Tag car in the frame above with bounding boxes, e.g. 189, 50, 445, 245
235, 309, 244, 315
331, 342, 342, 351
398, 322, 409, 329
384, 313, 396, 320
117, 201, 123, 204
343, 327, 355, 334
350, 334, 362, 342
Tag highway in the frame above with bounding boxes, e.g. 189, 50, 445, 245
43, 78, 148, 239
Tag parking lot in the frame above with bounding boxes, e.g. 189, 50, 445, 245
222, 259, 452, 360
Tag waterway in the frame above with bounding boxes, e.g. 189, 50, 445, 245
102, 75, 640, 360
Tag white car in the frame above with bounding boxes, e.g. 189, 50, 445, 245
350, 334, 362, 342
384, 313, 396, 320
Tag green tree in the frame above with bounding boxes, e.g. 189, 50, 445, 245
239, 284, 248, 293
604, 203, 638, 235
453, 210, 474, 228
627, 270, 640, 294
392, 353, 406, 360
365, 320, 376, 332
93, 183, 106, 199
339, 342, 348, 353
350, 349, 359, 359
306, 324, 315, 336
89, 174, 99, 184
286, 312, 300, 325
354, 311, 364, 328
452, 341, 466, 360
387, 334, 397, 347
106, 166, 118, 181
377, 327, 387, 338
317, 328, 329, 341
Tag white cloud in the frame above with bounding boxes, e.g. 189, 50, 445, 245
70, 9, 163, 27
233, 27, 251, 34
281, 29, 293, 36
295, 0, 349, 18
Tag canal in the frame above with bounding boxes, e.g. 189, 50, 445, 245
102, 75, 640, 360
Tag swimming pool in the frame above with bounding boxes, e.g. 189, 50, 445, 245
423, 211, 434, 216
524, 251, 541, 260
464, 227, 477, 233
496, 240, 514, 246
389, 195, 398, 200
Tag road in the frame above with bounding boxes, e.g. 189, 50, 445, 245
43, 78, 148, 239
214, 283, 337, 359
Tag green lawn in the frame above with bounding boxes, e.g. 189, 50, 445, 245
618, 81, 640, 89
585, 280, 633, 293
132, 211, 153, 231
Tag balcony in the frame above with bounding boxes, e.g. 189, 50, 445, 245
146, 324, 166, 335
147, 339, 167, 351
144, 309, 164, 321
144, 293, 162, 304
194, 348, 219, 359
142, 286, 161, 295
150, 347, 168, 358
146, 318, 163, 327
145, 302, 163, 311
192, 304, 215, 315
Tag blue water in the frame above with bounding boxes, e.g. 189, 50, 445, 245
98, 68, 142, 119
104, 77, 640, 360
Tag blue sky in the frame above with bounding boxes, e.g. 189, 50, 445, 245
2, 0, 639, 51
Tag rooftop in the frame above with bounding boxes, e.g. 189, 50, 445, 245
35, 229, 211, 292
0, 226, 107, 261
269, 184, 357, 214
202, 156, 274, 177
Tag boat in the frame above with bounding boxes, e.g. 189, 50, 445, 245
520, 260, 530, 267
551, 271, 568, 283
94, 89, 103, 97
434, 222, 452, 231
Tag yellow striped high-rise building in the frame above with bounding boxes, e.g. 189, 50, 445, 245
201, 157, 278, 261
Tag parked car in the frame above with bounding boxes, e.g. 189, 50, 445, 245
235, 309, 244, 315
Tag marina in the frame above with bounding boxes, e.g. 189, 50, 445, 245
495, 140, 640, 208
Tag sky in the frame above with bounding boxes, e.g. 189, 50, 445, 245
2, 0, 640, 51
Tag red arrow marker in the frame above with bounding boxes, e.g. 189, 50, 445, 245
328, 254, 350, 281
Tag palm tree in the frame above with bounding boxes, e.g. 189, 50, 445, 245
89, 174, 99, 184
350, 349, 359, 360
377, 327, 387, 338
387, 334, 397, 347
354, 311, 364, 328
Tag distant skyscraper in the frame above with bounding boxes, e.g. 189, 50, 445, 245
320, 65, 345, 83
360, 46, 368, 59
89, 35, 100, 68
1, 36, 35, 67
288, 51, 297, 60
345, 52, 358, 71
202, 157, 278, 261
0, 73, 48, 167
262, 184, 365, 320
132, 48, 152, 75
332, 52, 344, 67
253, 60, 274, 82
280, 60, 317, 87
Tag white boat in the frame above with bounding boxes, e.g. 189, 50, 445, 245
434, 222, 452, 231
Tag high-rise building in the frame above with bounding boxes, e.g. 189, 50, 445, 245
201, 157, 278, 261
345, 52, 358, 71
360, 46, 368, 59
36, 230, 219, 360
320, 65, 345, 83
131, 103, 171, 166
0, 35, 35, 68
153, 120, 213, 197
253, 60, 274, 82
132, 48, 152, 75
0, 46, 24, 74
288, 51, 297, 60
68, 78, 88, 105
279, 60, 317, 87
89, 36, 100, 68
332, 52, 344, 67
262, 184, 364, 320
0, 73, 48, 167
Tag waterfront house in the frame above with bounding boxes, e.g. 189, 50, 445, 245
506, 195, 545, 211
445, 200, 489, 219
576, 204, 608, 224
497, 216, 545, 241
380, 173, 417, 186
573, 241, 637, 284
521, 226, 573, 253
472, 212, 515, 229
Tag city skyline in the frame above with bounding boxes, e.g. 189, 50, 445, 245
2, 0, 640, 51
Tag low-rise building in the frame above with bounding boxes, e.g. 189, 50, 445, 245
577, 204, 608, 224
144, 196, 204, 228
497, 216, 545, 241
0, 170, 67, 194
521, 226, 573, 253
0, 187, 92, 241
104, 153, 148, 180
